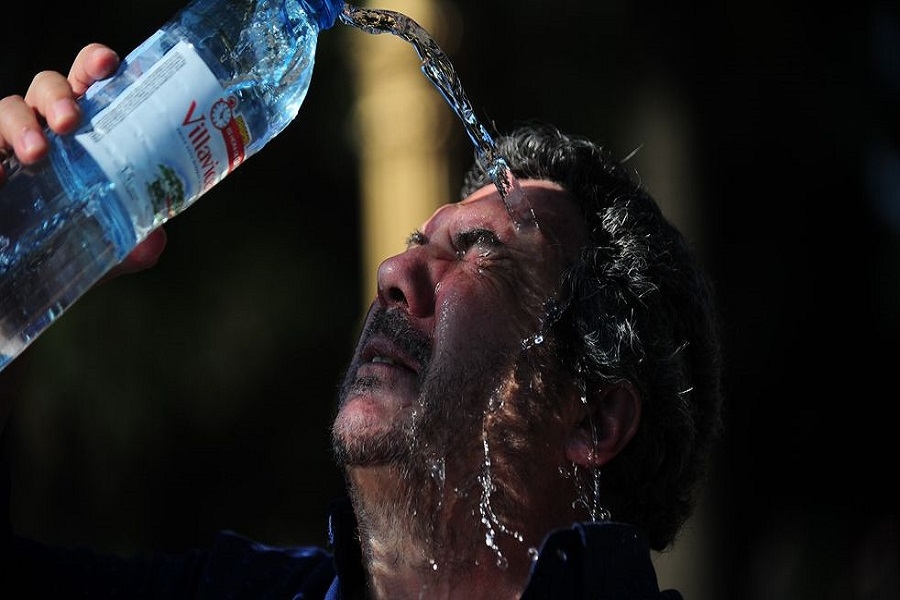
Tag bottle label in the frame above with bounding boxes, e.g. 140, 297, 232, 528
76, 33, 249, 227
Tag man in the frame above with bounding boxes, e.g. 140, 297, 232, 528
1, 44, 723, 598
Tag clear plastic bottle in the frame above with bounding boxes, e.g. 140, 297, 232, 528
0, 0, 345, 371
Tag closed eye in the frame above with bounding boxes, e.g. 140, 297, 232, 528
453, 228, 502, 257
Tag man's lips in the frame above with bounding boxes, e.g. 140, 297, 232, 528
345, 334, 423, 414
359, 335, 421, 376
336, 309, 432, 431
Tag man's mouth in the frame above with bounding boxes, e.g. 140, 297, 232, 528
360, 308, 431, 365
361, 337, 421, 375
335, 309, 435, 440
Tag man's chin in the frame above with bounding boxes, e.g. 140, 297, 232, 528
331, 403, 417, 467
335, 389, 414, 431
332, 431, 414, 468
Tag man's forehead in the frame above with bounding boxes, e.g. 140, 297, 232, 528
458, 184, 502, 206
460, 179, 566, 205
421, 187, 499, 232
423, 179, 569, 230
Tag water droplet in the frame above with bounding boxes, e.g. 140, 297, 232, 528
84, 198, 99, 216
429, 456, 446, 487
528, 547, 540, 562
476, 423, 526, 570
520, 332, 546, 350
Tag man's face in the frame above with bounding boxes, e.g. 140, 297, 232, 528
332, 179, 586, 478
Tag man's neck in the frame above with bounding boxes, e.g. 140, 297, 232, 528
346, 464, 534, 600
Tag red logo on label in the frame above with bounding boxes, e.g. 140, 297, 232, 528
182, 97, 246, 192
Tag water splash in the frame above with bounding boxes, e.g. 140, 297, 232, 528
559, 461, 611, 523
339, 4, 538, 231
428, 455, 446, 499
520, 297, 565, 350
555, 367, 612, 522
338, 3, 555, 568
477, 401, 525, 569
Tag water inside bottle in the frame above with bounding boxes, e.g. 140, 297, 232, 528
1, 2, 541, 375
339, 5, 539, 231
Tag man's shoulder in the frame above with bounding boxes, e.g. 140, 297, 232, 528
523, 522, 681, 599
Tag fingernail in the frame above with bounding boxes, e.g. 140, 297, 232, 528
21, 129, 44, 154
52, 98, 79, 124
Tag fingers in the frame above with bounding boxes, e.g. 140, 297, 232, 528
0, 43, 119, 168
100, 228, 168, 284
23, 71, 82, 135
0, 94, 49, 165
122, 227, 168, 274
67, 43, 120, 96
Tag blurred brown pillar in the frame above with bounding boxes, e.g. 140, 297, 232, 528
347, 0, 454, 308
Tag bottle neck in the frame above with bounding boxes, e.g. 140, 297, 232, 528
301, 0, 344, 30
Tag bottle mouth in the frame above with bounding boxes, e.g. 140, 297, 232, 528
304, 0, 344, 30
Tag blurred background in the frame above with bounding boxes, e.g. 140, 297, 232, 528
1, 0, 898, 598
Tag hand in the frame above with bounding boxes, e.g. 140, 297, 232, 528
101, 227, 167, 282
0, 43, 119, 167
0, 42, 167, 279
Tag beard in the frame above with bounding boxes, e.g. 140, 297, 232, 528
331, 307, 513, 481
331, 301, 575, 558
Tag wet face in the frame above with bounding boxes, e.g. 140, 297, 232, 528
332, 180, 586, 480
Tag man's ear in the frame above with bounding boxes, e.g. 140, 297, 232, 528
564, 381, 641, 467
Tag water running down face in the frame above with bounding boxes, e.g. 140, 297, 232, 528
333, 180, 587, 478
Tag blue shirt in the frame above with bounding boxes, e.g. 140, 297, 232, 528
4, 496, 683, 598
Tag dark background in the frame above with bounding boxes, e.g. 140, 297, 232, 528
2, 0, 898, 598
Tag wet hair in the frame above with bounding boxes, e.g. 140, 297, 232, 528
461, 122, 725, 551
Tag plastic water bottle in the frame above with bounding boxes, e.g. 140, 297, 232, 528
0, 0, 345, 372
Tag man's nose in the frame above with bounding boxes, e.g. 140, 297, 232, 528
376, 248, 438, 318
